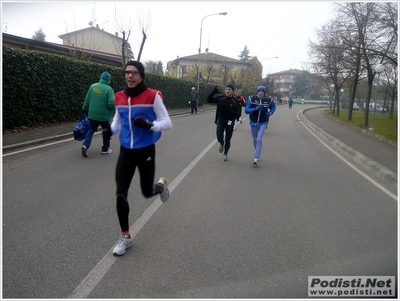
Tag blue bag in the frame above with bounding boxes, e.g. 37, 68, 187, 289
73, 114, 89, 141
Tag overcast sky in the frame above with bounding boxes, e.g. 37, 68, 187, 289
2, 1, 336, 74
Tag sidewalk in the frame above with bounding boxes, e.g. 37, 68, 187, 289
300, 107, 397, 189
2, 106, 397, 189
2, 107, 211, 150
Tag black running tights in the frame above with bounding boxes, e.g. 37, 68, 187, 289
115, 144, 156, 232
216, 122, 234, 155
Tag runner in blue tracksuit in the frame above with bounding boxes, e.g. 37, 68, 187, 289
245, 86, 276, 165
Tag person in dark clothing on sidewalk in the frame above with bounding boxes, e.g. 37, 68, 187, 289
190, 87, 199, 114
207, 84, 241, 161
81, 71, 115, 157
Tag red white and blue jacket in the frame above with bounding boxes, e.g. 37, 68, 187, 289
111, 88, 172, 149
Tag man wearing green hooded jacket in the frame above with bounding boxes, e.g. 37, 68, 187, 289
81, 71, 115, 157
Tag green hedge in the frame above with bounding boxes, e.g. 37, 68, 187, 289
2, 46, 216, 130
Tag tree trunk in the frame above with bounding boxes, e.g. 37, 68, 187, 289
137, 29, 147, 62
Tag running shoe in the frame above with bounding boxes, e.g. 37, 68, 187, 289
102, 149, 113, 154
113, 234, 133, 256
158, 177, 170, 203
81, 145, 88, 157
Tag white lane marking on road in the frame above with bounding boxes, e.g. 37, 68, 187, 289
69, 138, 218, 298
298, 112, 397, 201
2, 138, 74, 157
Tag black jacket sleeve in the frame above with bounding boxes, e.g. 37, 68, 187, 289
235, 99, 242, 120
207, 93, 220, 104
207, 86, 220, 103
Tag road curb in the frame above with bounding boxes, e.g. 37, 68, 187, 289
299, 107, 397, 190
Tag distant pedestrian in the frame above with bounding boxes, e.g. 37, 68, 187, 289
190, 87, 199, 114
207, 84, 241, 161
103, 60, 172, 256
288, 97, 293, 110
245, 86, 276, 165
81, 71, 115, 157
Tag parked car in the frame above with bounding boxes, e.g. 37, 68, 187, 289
293, 98, 302, 104
363, 102, 384, 112
353, 103, 359, 110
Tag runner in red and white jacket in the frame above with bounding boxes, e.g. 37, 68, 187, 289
105, 60, 172, 257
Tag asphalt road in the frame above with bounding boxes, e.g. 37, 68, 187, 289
2, 105, 397, 298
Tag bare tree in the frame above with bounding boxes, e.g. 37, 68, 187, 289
136, 8, 152, 61
309, 2, 397, 124
144, 60, 164, 75
219, 64, 234, 86
335, 2, 398, 126
204, 62, 215, 84
112, 5, 152, 64
136, 29, 147, 62
381, 65, 398, 120
334, 2, 368, 120
112, 6, 133, 65
309, 19, 349, 115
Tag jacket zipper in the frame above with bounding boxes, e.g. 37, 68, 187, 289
128, 97, 134, 149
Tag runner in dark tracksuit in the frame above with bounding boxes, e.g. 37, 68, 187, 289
207, 84, 241, 161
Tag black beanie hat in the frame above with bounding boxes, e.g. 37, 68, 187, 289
225, 84, 234, 90
125, 60, 145, 79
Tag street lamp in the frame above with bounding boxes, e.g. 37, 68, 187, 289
340, 88, 344, 108
260, 56, 278, 77
330, 84, 335, 111
369, 63, 385, 131
197, 12, 227, 95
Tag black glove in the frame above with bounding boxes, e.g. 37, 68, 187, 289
102, 124, 112, 140
133, 116, 153, 129
82, 110, 88, 116
211, 86, 220, 94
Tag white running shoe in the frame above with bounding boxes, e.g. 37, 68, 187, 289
223, 155, 227, 161
253, 158, 259, 165
158, 177, 170, 203
102, 149, 113, 154
81, 145, 88, 157
113, 235, 133, 256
